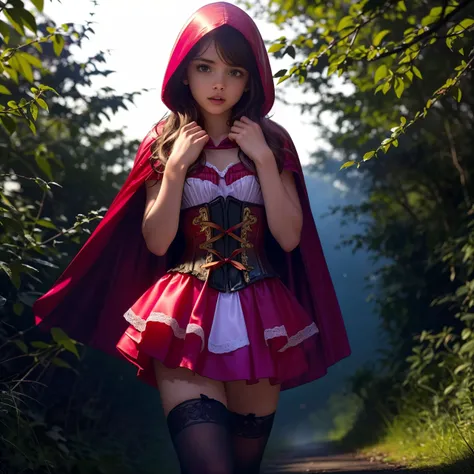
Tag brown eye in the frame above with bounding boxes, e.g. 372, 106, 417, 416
230, 69, 245, 77
197, 64, 211, 72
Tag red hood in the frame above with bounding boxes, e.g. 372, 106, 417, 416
161, 2, 275, 116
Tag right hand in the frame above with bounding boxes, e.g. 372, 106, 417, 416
167, 122, 209, 171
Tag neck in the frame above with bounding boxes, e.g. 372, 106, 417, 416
201, 110, 232, 144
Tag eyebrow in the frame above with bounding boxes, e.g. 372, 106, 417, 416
192, 57, 245, 69
192, 58, 215, 64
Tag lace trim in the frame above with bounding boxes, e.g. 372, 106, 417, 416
204, 161, 240, 177
124, 309, 205, 352
208, 336, 250, 354
278, 322, 319, 353
263, 325, 288, 342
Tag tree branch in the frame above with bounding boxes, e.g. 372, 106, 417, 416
373, 0, 474, 61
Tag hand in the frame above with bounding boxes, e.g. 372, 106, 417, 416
228, 117, 272, 165
168, 122, 209, 171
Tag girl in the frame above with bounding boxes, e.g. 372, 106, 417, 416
34, 3, 351, 473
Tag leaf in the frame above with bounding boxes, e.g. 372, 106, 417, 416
459, 18, 474, 30
454, 363, 470, 374
373, 30, 390, 47
460, 340, 474, 354
18, 7, 37, 34
30, 102, 38, 120
363, 151, 375, 161
27, 120, 37, 135
0, 262, 13, 280
1, 115, 17, 134
52, 357, 72, 369
4, 8, 25, 36
35, 155, 53, 180
51, 328, 80, 359
374, 65, 388, 84
17, 54, 34, 82
20, 52, 42, 68
36, 98, 49, 111
412, 65, 422, 79
456, 88, 462, 102
382, 81, 391, 94
39, 84, 59, 95
273, 69, 287, 78
397, 1, 407, 12
31, 0, 44, 12
36, 219, 57, 229
285, 45, 296, 59
53, 34, 65, 57
0, 20, 11, 44
13, 302, 23, 315
14, 339, 28, 353
394, 77, 405, 98
0, 84, 11, 94
337, 15, 354, 32
277, 75, 290, 84
31, 341, 50, 349
443, 384, 456, 396
268, 43, 285, 53
340, 160, 356, 170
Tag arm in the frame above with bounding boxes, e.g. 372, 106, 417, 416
255, 151, 303, 252
228, 117, 303, 252
142, 163, 187, 256
142, 121, 209, 256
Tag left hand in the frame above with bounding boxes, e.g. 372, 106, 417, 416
228, 116, 273, 164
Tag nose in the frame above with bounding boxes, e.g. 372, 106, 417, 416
213, 71, 226, 91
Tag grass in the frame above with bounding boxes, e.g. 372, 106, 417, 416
326, 392, 474, 473
359, 412, 474, 472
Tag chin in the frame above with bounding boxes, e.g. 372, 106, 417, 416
200, 104, 234, 117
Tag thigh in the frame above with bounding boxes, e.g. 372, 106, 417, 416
225, 378, 281, 416
154, 360, 227, 416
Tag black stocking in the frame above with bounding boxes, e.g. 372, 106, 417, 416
167, 394, 234, 474
229, 410, 276, 474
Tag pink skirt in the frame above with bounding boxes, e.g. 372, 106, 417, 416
116, 272, 320, 390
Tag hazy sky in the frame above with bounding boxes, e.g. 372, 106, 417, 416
45, 0, 328, 165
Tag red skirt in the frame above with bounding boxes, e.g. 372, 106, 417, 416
116, 272, 320, 390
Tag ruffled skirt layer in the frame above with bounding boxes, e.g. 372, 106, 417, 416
116, 272, 320, 389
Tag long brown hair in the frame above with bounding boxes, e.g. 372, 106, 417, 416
150, 25, 287, 177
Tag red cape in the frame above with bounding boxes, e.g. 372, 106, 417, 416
33, 2, 350, 386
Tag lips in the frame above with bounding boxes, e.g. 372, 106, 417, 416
208, 96, 225, 104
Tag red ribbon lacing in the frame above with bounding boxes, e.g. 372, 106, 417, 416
199, 220, 252, 272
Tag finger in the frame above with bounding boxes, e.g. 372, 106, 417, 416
232, 123, 246, 131
191, 129, 208, 138
183, 122, 202, 134
182, 121, 199, 130
195, 134, 210, 145
228, 132, 239, 142
230, 126, 243, 134
240, 116, 252, 124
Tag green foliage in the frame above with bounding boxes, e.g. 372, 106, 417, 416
248, 0, 474, 168
0, 2, 160, 472
250, 0, 474, 466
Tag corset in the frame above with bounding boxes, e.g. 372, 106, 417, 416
168, 196, 278, 292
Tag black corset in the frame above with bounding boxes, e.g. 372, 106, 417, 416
168, 196, 278, 292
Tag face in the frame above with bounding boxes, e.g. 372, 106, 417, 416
185, 40, 249, 119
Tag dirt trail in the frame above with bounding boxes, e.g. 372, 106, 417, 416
263, 442, 432, 473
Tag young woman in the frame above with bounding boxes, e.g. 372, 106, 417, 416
34, 3, 351, 473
